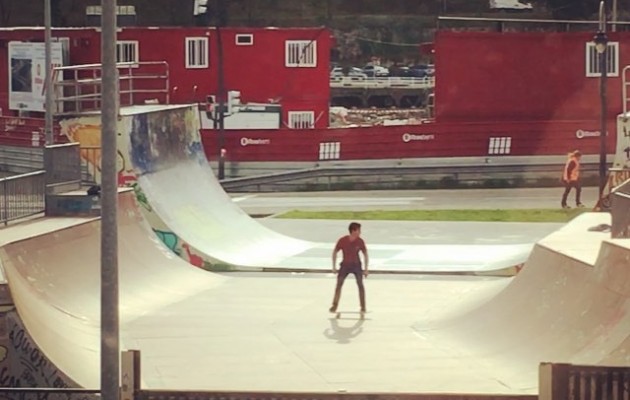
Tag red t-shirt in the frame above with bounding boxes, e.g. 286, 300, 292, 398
335, 235, 366, 266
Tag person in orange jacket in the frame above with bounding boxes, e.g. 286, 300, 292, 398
561, 150, 585, 209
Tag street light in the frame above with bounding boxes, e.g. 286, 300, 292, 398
594, 1, 608, 198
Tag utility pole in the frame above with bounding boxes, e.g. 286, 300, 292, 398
100, 1, 120, 400
216, 0, 227, 180
594, 1, 609, 198
44, 0, 53, 145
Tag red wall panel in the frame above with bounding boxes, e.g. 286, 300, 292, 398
434, 31, 629, 123
201, 119, 616, 162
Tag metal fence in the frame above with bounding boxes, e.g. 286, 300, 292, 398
330, 76, 435, 89
219, 162, 601, 192
540, 363, 630, 400
53, 62, 170, 114
0, 171, 46, 226
44, 143, 82, 194
78, 146, 101, 185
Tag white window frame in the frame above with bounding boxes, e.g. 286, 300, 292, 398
236, 34, 254, 46
116, 40, 139, 65
488, 137, 512, 155
185, 37, 209, 69
288, 111, 315, 129
319, 142, 341, 160
585, 41, 619, 77
285, 40, 317, 67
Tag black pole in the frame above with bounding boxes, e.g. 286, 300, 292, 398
600, 46, 608, 197
216, 0, 226, 180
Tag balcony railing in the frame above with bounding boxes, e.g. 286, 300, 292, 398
53, 61, 170, 115
330, 76, 435, 89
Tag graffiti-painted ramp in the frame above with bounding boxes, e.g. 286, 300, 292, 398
92, 104, 532, 273
0, 189, 224, 388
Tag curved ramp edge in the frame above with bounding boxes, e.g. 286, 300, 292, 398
414, 211, 628, 392
0, 189, 225, 388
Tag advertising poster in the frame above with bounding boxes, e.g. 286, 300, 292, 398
8, 41, 63, 112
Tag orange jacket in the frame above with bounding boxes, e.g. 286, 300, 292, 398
562, 155, 580, 182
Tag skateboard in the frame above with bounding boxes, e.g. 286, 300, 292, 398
332, 310, 369, 320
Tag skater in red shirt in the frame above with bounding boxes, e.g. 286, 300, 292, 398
329, 222, 369, 313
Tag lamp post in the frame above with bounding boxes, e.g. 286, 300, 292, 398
594, 1, 608, 198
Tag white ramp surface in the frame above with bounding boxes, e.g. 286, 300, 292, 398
120, 105, 531, 273
0, 189, 224, 388
4, 203, 630, 393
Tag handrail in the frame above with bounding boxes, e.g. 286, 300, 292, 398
53, 61, 170, 115
219, 162, 601, 191
623, 65, 630, 115
0, 170, 46, 225
330, 76, 435, 89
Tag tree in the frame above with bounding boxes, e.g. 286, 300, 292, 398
0, 0, 13, 26
547, 0, 598, 19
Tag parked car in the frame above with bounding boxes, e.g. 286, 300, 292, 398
489, 0, 533, 11
363, 65, 390, 77
409, 65, 428, 77
389, 66, 413, 77
330, 66, 367, 79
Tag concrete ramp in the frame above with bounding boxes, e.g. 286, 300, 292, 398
0, 189, 224, 388
415, 212, 630, 392
60, 104, 532, 273
2, 204, 629, 393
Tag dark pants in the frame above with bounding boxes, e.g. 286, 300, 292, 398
562, 180, 582, 206
331, 263, 366, 311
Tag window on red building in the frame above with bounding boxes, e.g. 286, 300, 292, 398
186, 37, 209, 69
585, 41, 619, 77
288, 111, 315, 128
116, 41, 139, 64
235, 34, 254, 46
285, 40, 317, 67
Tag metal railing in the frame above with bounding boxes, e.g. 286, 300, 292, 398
44, 144, 82, 193
77, 146, 101, 185
53, 61, 170, 114
219, 162, 600, 192
540, 363, 630, 400
623, 65, 630, 115
0, 171, 46, 226
330, 76, 435, 89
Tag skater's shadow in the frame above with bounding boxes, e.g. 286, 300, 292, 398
324, 317, 364, 344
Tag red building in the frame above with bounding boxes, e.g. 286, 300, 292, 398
0, 26, 332, 128
0, 25, 627, 171
204, 29, 626, 167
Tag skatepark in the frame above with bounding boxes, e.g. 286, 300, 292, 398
1, 104, 630, 399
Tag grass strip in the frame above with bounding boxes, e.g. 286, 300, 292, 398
276, 208, 591, 223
